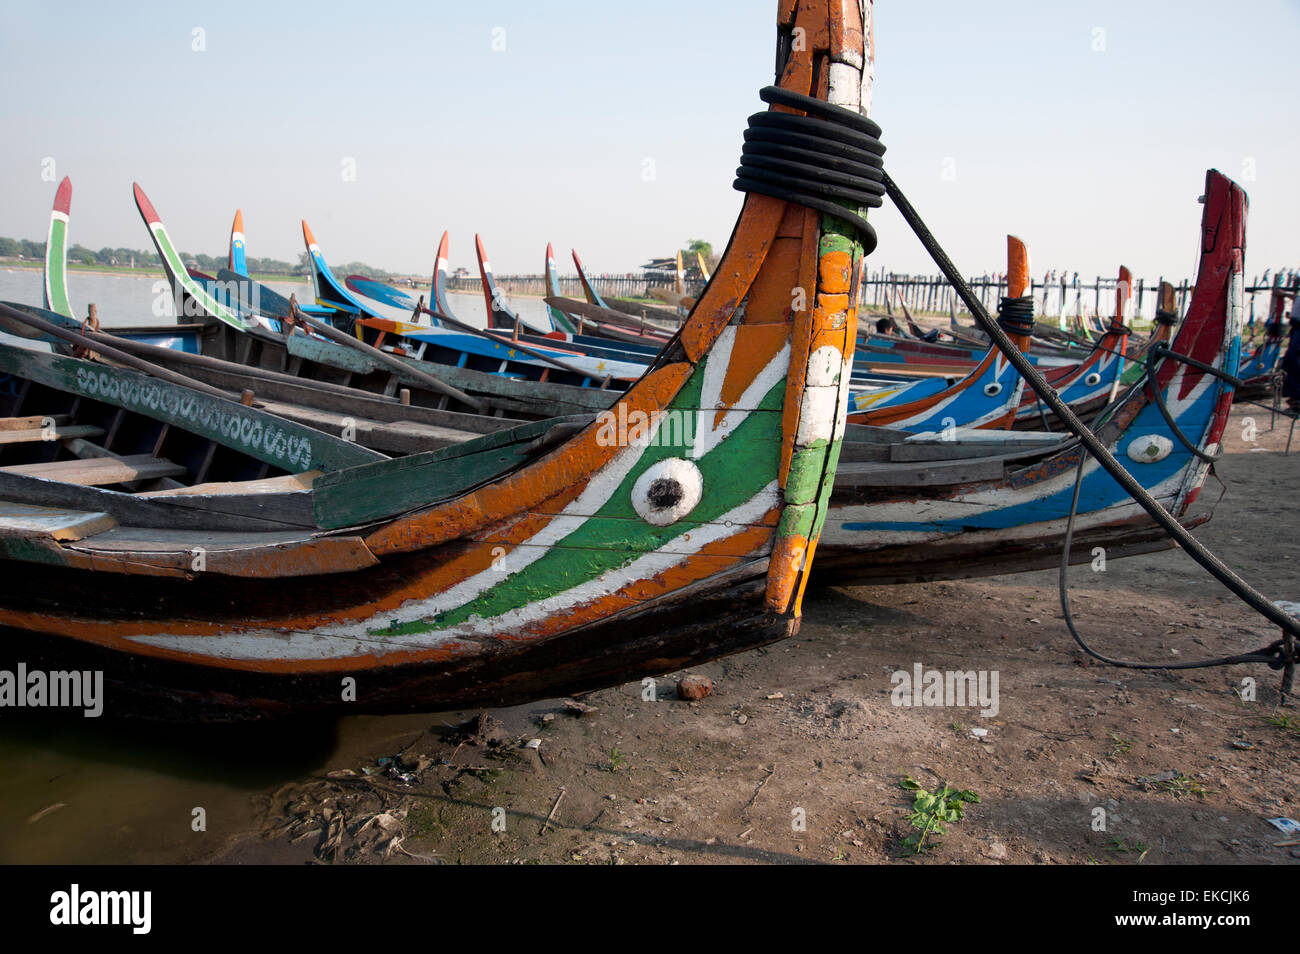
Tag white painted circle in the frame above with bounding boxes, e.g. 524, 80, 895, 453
631, 458, 704, 526
1126, 434, 1173, 463
1084, 372, 1102, 386
983, 382, 1003, 397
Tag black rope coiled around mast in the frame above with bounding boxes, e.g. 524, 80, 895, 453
733, 86, 886, 253
996, 296, 1035, 336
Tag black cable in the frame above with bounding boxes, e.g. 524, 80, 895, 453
881, 169, 1300, 642
1058, 453, 1292, 672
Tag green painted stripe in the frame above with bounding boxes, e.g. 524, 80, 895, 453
808, 437, 843, 541
776, 502, 816, 541
44, 217, 73, 318
150, 223, 250, 332
784, 439, 829, 505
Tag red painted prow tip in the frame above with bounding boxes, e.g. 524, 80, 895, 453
301, 220, 317, 246
1115, 265, 1133, 323
132, 183, 161, 225
53, 176, 72, 215
546, 242, 554, 260
436, 231, 449, 261
571, 249, 586, 271
232, 209, 244, 233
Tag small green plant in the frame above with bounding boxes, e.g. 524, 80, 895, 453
1109, 732, 1134, 756
950, 720, 965, 735
1159, 774, 1211, 799
899, 775, 980, 854
1263, 713, 1300, 736
603, 744, 627, 773
1106, 837, 1149, 862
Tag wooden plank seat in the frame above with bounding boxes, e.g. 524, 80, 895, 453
0, 500, 117, 541
0, 424, 106, 445
0, 455, 187, 487
0, 414, 105, 446
0, 414, 70, 431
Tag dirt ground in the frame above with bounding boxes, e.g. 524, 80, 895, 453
191, 405, 1297, 866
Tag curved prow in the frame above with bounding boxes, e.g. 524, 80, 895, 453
1145, 168, 1246, 477
423, 230, 455, 326
229, 209, 247, 276
696, 252, 712, 282
301, 220, 374, 321
1114, 265, 1132, 327
543, 243, 577, 334
44, 176, 74, 318
134, 182, 251, 332
475, 234, 550, 334
675, 250, 685, 295
373, 0, 879, 619
572, 249, 610, 308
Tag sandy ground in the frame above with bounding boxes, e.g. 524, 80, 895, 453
180, 405, 1297, 866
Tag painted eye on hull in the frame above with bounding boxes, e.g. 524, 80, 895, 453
631, 458, 704, 526
1126, 434, 1174, 463
1084, 372, 1102, 386
983, 382, 1002, 397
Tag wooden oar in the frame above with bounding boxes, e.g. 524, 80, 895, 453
0, 301, 238, 402
287, 297, 488, 412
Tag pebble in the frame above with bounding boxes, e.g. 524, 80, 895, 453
678, 674, 713, 701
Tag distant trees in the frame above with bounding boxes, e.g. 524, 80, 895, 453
683, 239, 718, 271
0, 236, 388, 279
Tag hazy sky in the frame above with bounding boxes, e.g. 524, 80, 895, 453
2, 1, 1296, 282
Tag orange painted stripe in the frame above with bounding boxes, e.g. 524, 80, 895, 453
715, 323, 792, 428
680, 196, 788, 362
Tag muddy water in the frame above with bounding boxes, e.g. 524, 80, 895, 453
0, 711, 460, 864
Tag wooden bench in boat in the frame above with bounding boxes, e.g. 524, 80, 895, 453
0, 500, 117, 541
0, 414, 106, 446
0, 455, 187, 487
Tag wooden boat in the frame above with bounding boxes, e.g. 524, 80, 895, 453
0, 0, 876, 720
817, 168, 1245, 583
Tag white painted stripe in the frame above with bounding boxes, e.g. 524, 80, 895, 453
796, 385, 840, 446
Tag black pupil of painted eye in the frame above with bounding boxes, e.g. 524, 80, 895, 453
647, 477, 684, 510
